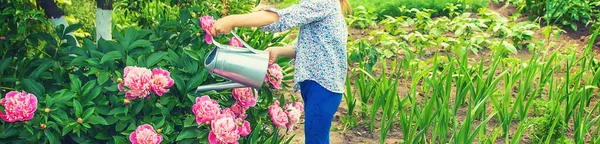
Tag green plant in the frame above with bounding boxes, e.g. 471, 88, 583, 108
347, 6, 378, 29
0, 1, 300, 143
513, 0, 599, 31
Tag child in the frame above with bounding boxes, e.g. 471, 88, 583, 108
209, 0, 351, 143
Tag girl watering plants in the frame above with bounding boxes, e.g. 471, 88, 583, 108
207, 0, 351, 143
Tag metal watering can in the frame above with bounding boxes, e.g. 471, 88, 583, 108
195, 31, 270, 92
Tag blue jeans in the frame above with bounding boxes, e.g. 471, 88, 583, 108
299, 80, 342, 144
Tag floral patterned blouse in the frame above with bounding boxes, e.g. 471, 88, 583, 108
259, 0, 348, 94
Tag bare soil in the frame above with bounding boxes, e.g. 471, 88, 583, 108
256, 1, 600, 144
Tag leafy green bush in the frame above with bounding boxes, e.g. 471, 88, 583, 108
350, 0, 488, 18
504, 0, 600, 31
0, 1, 301, 143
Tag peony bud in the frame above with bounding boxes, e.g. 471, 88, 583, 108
77, 118, 83, 123
124, 99, 131, 105
0, 36, 5, 40
117, 78, 123, 83
157, 128, 162, 134
40, 124, 47, 130
196, 33, 201, 37
45, 108, 51, 113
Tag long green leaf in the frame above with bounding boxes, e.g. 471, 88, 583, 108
100, 51, 124, 64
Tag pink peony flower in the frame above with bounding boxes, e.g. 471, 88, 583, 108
0, 91, 37, 122
232, 88, 257, 107
200, 16, 216, 44
149, 68, 174, 96
229, 37, 243, 47
264, 64, 283, 89
129, 124, 163, 144
119, 66, 153, 100
208, 112, 240, 144
221, 108, 236, 118
285, 103, 303, 131
230, 102, 248, 119
238, 120, 251, 137
292, 102, 303, 111
193, 96, 221, 124
268, 100, 288, 127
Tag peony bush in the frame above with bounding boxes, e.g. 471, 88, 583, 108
0, 0, 300, 143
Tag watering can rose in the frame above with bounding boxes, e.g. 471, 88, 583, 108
129, 124, 163, 144
0, 91, 37, 122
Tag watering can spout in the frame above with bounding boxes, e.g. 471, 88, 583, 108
195, 81, 246, 92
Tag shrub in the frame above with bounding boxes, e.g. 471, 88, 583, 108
0, 1, 300, 143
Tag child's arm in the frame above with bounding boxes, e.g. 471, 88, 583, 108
211, 0, 335, 35
224, 11, 280, 28
265, 46, 295, 65
210, 11, 279, 35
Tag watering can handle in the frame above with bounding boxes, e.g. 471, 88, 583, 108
209, 29, 262, 54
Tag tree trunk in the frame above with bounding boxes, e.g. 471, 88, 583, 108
96, 0, 113, 42
39, 0, 80, 46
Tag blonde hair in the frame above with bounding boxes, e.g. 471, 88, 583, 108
340, 0, 352, 15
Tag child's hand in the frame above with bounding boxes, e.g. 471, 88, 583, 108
264, 47, 280, 65
210, 17, 234, 36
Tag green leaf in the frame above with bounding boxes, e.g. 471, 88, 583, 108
186, 71, 208, 91
30, 61, 53, 80
45, 130, 59, 144
108, 107, 125, 115
127, 56, 136, 66
180, 8, 191, 24
83, 108, 95, 120
502, 41, 518, 54
25, 124, 34, 134
64, 24, 83, 35
50, 113, 64, 124
113, 136, 128, 144
132, 100, 144, 115
146, 52, 168, 67
87, 115, 109, 125
82, 81, 97, 98
73, 100, 82, 118
97, 72, 110, 85
129, 40, 152, 50
176, 128, 199, 141
21, 79, 45, 97
69, 74, 82, 93
86, 87, 102, 101
100, 51, 123, 64
183, 115, 195, 127
115, 120, 128, 131
62, 123, 75, 136
85, 59, 100, 67
0, 57, 12, 72
94, 132, 111, 140
55, 91, 75, 104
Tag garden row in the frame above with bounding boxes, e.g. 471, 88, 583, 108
340, 2, 600, 143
